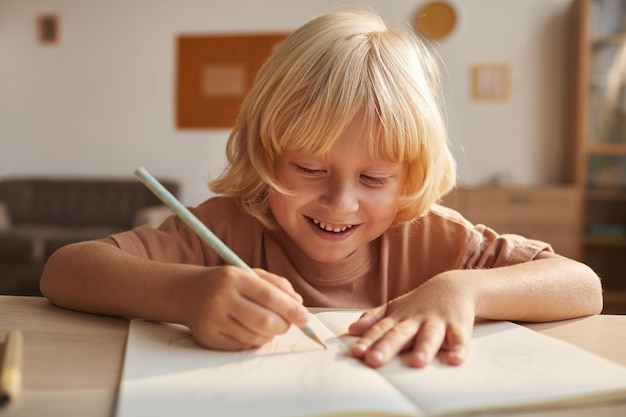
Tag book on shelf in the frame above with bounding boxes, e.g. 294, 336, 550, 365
116, 310, 626, 417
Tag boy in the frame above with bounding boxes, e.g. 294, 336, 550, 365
40, 9, 602, 369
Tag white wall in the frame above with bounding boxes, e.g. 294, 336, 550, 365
0, 0, 573, 205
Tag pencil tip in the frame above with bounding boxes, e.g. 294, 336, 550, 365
300, 324, 327, 349
312, 334, 327, 350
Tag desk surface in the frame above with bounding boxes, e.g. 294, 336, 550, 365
1, 295, 625, 417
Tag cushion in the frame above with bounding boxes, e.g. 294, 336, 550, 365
0, 225, 123, 264
0, 201, 10, 231
0, 178, 179, 228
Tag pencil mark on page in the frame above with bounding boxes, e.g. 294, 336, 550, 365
168, 331, 194, 346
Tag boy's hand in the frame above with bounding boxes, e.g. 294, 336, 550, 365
348, 273, 475, 368
182, 266, 309, 350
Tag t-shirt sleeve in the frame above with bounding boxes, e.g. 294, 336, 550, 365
425, 205, 554, 271
107, 197, 259, 267
462, 224, 553, 269
109, 208, 208, 265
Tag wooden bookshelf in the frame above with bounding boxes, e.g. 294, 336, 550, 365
572, 0, 626, 314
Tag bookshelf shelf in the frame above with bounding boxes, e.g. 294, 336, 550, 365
584, 235, 626, 247
586, 143, 626, 154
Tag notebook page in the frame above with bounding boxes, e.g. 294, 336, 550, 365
377, 321, 626, 416
313, 311, 626, 416
116, 314, 419, 417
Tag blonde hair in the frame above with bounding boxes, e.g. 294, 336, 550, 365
210, 9, 456, 228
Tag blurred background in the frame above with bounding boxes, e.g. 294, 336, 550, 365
1, 0, 624, 312
0, 0, 572, 205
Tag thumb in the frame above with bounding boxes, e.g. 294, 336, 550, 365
348, 304, 387, 336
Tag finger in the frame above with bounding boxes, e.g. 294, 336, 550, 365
349, 315, 396, 360
438, 324, 469, 366
239, 274, 310, 328
223, 313, 276, 348
206, 327, 269, 351
191, 314, 270, 351
348, 305, 387, 336
253, 269, 303, 303
362, 319, 420, 368
211, 334, 259, 351
408, 319, 447, 368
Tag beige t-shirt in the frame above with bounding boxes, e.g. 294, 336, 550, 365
110, 196, 551, 308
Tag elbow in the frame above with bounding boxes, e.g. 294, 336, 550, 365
594, 284, 605, 316
40, 239, 118, 305
580, 262, 604, 316
39, 245, 67, 301
590, 290, 604, 316
594, 284, 604, 315
39, 241, 91, 303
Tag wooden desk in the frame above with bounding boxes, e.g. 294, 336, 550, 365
1, 295, 625, 417
0, 296, 126, 417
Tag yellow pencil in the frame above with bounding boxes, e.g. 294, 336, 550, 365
0, 330, 23, 406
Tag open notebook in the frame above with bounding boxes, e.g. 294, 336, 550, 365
116, 311, 626, 417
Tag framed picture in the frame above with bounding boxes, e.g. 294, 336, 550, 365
176, 33, 287, 128
471, 64, 510, 101
38, 14, 60, 45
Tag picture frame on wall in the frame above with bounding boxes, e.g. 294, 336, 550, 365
37, 13, 60, 45
471, 63, 510, 101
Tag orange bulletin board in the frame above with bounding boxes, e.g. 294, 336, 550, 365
176, 33, 288, 128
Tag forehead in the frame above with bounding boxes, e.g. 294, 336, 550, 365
282, 112, 407, 162
285, 137, 405, 173
341, 114, 411, 164
333, 119, 389, 159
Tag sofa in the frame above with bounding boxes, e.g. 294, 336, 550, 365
0, 177, 180, 296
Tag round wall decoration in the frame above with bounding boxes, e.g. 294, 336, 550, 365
414, 1, 457, 40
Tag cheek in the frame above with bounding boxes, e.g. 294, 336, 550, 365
368, 187, 403, 219
268, 190, 284, 216
273, 167, 307, 194
268, 189, 297, 223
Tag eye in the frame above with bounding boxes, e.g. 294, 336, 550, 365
295, 164, 326, 177
361, 174, 390, 185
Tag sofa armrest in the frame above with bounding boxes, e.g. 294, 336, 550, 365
133, 205, 173, 228
0, 200, 11, 231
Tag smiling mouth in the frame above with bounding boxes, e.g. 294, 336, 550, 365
312, 218, 354, 233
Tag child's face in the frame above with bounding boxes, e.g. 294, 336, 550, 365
269, 118, 406, 263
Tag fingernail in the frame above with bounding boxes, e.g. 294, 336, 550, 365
370, 349, 385, 363
409, 351, 428, 368
352, 342, 367, 354
415, 351, 426, 363
448, 347, 465, 365
296, 309, 309, 325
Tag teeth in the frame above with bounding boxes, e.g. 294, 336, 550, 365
312, 219, 353, 233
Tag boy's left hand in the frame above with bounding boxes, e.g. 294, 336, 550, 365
348, 273, 475, 368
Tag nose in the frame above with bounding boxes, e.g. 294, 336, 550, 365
321, 179, 359, 214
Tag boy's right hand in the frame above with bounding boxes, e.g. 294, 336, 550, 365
180, 265, 310, 350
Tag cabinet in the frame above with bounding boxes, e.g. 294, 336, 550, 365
441, 186, 580, 261
573, 0, 626, 314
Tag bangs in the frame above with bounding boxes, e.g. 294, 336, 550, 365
257, 29, 426, 167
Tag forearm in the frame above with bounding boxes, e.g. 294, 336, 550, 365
40, 240, 197, 324
441, 253, 603, 322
